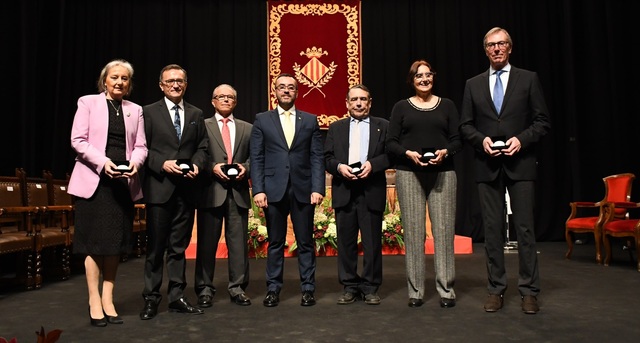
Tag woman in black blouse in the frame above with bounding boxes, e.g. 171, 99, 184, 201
386, 60, 461, 309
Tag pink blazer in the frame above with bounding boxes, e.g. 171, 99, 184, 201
68, 93, 147, 201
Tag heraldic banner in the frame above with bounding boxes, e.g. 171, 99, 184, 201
267, 0, 362, 129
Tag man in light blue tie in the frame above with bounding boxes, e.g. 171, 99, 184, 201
325, 84, 390, 305
460, 27, 551, 314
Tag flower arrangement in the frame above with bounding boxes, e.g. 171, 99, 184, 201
289, 196, 337, 253
312, 197, 338, 252
247, 201, 268, 258
382, 209, 404, 249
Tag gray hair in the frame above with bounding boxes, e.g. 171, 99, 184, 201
97, 59, 134, 95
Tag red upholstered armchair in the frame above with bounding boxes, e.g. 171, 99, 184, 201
601, 201, 640, 271
565, 173, 635, 264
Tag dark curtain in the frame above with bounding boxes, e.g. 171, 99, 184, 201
7, 0, 640, 242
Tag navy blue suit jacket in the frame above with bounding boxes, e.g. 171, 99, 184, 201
250, 109, 325, 202
324, 116, 390, 211
460, 66, 551, 182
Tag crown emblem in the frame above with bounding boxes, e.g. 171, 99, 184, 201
301, 47, 327, 59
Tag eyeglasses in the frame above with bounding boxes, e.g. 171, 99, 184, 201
163, 79, 186, 86
276, 85, 297, 92
348, 96, 370, 103
414, 72, 436, 80
485, 41, 509, 49
213, 94, 236, 101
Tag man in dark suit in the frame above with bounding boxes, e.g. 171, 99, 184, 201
140, 64, 209, 320
460, 27, 551, 314
195, 84, 252, 307
250, 73, 325, 307
324, 84, 390, 305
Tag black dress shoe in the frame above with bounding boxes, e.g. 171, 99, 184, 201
230, 293, 252, 306
408, 298, 424, 308
198, 295, 213, 308
105, 314, 124, 324
263, 291, 279, 307
440, 298, 456, 308
301, 291, 316, 307
140, 300, 159, 320
168, 297, 204, 314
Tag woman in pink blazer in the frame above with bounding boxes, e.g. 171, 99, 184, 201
68, 59, 147, 327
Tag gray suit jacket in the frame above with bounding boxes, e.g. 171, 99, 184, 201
199, 115, 252, 209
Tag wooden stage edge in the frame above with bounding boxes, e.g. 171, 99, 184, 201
185, 235, 473, 259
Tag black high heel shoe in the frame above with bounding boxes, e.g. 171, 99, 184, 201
104, 311, 124, 324
89, 307, 107, 327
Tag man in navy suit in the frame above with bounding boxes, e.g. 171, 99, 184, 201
250, 73, 325, 307
324, 84, 390, 305
460, 27, 551, 314
140, 64, 209, 319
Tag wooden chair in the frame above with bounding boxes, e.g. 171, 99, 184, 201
43, 170, 74, 235
18, 168, 72, 280
0, 174, 41, 290
601, 201, 640, 271
43, 170, 82, 273
385, 169, 397, 212
565, 173, 635, 264
131, 202, 147, 258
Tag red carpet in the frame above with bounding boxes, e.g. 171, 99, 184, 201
185, 235, 472, 259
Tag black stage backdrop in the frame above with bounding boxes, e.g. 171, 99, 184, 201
6, 0, 639, 242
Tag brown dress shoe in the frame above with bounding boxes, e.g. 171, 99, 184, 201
364, 293, 381, 305
484, 294, 503, 312
337, 291, 360, 305
521, 295, 539, 314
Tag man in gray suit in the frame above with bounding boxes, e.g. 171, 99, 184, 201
140, 64, 209, 320
460, 27, 551, 314
195, 84, 252, 307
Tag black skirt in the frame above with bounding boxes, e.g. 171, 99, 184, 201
73, 176, 134, 256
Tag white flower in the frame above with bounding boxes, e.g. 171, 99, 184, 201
257, 225, 268, 238
326, 223, 337, 238
315, 212, 328, 223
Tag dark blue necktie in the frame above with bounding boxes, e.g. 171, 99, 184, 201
173, 105, 181, 141
493, 70, 504, 114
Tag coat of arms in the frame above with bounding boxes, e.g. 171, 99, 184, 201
293, 47, 337, 98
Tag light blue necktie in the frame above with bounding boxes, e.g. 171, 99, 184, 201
493, 70, 504, 114
173, 105, 181, 141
